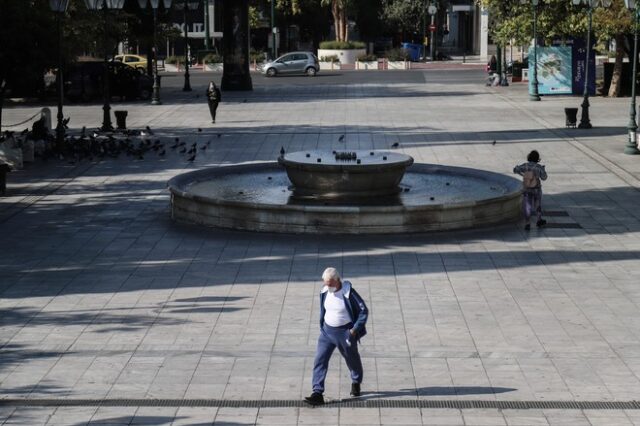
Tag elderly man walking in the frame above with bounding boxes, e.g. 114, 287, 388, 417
304, 267, 369, 406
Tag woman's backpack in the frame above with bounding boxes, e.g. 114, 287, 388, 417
522, 170, 539, 189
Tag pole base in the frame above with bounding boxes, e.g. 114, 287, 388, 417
151, 99, 162, 105
624, 144, 640, 155
578, 121, 592, 129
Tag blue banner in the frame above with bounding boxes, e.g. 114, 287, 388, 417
529, 46, 573, 95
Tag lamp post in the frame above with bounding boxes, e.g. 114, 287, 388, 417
178, 0, 200, 92
521, 0, 540, 100
624, 0, 640, 154
138, 0, 172, 105
84, 0, 126, 131
571, 0, 612, 129
204, 0, 211, 50
49, 0, 70, 145
271, 0, 276, 59
428, 2, 437, 61
422, 1, 427, 60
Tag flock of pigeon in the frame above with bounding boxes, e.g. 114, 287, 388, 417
1, 124, 222, 166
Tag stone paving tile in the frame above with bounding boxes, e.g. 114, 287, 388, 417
3, 72, 640, 424
419, 408, 464, 425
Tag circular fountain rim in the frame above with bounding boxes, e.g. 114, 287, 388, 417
168, 162, 522, 213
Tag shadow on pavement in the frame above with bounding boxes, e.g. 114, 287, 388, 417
357, 386, 517, 400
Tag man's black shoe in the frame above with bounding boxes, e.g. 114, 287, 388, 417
350, 383, 361, 397
304, 392, 324, 405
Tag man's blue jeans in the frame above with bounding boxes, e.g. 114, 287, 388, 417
312, 323, 363, 394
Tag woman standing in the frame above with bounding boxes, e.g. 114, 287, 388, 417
206, 81, 221, 124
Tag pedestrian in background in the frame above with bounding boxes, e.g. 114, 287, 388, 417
206, 81, 221, 124
514, 150, 547, 230
304, 267, 369, 406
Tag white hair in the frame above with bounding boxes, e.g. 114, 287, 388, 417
322, 267, 340, 282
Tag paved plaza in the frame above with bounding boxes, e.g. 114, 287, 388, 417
2, 69, 640, 425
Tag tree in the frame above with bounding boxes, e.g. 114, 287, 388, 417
381, 0, 425, 38
477, 0, 635, 97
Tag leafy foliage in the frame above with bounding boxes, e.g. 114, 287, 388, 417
381, 0, 425, 35
319, 40, 365, 49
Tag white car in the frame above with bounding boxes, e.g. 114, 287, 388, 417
261, 52, 320, 77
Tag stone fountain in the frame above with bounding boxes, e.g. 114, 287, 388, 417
168, 150, 522, 234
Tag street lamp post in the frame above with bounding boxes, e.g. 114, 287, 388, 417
428, 2, 437, 61
204, 0, 211, 50
84, 0, 126, 132
521, 0, 540, 101
179, 0, 199, 92
271, 0, 276, 59
422, 2, 427, 60
571, 0, 612, 129
138, 0, 172, 105
624, 0, 640, 154
49, 0, 70, 145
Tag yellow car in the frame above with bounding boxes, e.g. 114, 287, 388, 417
114, 54, 148, 73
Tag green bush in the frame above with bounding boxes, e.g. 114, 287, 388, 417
250, 49, 267, 63
384, 48, 410, 61
319, 55, 340, 63
319, 40, 366, 50
203, 53, 223, 63
165, 56, 182, 65
357, 53, 377, 62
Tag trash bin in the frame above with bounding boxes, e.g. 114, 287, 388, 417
565, 108, 578, 128
512, 63, 523, 83
114, 110, 128, 130
401, 42, 422, 61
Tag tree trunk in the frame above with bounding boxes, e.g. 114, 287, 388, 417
608, 34, 625, 98
342, 9, 348, 42
332, 1, 341, 41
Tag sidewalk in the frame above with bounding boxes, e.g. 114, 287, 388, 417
2, 71, 640, 425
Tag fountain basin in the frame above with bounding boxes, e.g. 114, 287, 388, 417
168, 162, 522, 234
278, 150, 413, 198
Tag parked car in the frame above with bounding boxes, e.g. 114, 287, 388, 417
64, 61, 153, 102
261, 52, 319, 77
114, 54, 148, 73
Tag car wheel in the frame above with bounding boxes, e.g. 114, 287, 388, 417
306, 67, 317, 77
266, 68, 277, 77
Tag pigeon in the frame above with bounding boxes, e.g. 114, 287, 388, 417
187, 153, 196, 162
179, 147, 187, 154
217, 134, 221, 138
492, 140, 497, 145
280, 146, 285, 157
197, 128, 202, 132
145, 126, 154, 135
200, 145, 207, 151
391, 142, 400, 148
338, 135, 345, 142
